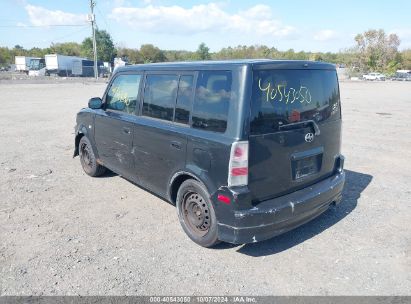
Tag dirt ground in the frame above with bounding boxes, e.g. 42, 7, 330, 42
0, 79, 410, 295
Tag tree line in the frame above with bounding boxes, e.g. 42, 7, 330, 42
1, 28, 410, 75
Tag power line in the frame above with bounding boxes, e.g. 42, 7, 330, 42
94, 4, 117, 46
48, 27, 90, 44
95, 5, 109, 30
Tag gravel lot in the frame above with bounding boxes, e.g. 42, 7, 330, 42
0, 79, 410, 295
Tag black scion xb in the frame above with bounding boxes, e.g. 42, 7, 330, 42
74, 60, 345, 247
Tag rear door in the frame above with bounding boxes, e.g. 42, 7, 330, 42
248, 68, 341, 203
132, 72, 194, 196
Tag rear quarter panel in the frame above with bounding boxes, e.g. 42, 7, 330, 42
185, 129, 233, 196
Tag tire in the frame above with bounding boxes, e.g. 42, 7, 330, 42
176, 179, 220, 247
79, 136, 106, 177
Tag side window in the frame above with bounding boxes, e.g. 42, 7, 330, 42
192, 71, 232, 133
143, 74, 178, 121
106, 74, 141, 114
174, 75, 194, 124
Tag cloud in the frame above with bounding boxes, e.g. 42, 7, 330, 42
109, 3, 298, 39
313, 30, 338, 42
25, 4, 87, 26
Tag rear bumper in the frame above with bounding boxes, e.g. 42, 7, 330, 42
216, 171, 345, 244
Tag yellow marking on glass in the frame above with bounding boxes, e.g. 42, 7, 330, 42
258, 79, 312, 105
258, 79, 271, 102
111, 86, 130, 105
299, 86, 311, 104
276, 84, 287, 102
285, 87, 296, 104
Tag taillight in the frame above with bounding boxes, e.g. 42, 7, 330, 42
228, 141, 248, 187
217, 194, 231, 204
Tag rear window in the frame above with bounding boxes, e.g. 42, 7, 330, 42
251, 69, 340, 134
192, 71, 232, 133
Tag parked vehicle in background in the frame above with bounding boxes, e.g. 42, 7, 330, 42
113, 57, 130, 74
362, 72, 386, 81
28, 58, 47, 76
45, 54, 87, 76
72, 59, 102, 77
74, 60, 345, 247
99, 63, 111, 78
392, 70, 411, 81
15, 56, 40, 73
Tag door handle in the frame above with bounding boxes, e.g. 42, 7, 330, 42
170, 141, 182, 150
123, 127, 131, 134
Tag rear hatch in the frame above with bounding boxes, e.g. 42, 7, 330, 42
248, 67, 342, 203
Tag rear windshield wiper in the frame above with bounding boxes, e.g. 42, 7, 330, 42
279, 120, 321, 136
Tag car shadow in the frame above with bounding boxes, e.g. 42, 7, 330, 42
97, 169, 118, 178
233, 169, 372, 256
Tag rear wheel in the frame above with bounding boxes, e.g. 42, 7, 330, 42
79, 136, 106, 177
176, 179, 220, 247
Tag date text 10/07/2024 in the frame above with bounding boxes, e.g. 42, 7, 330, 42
149, 296, 257, 303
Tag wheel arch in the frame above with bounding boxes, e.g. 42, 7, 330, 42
168, 171, 203, 205
73, 124, 91, 157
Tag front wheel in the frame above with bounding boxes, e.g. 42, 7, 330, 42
79, 136, 106, 177
176, 179, 220, 247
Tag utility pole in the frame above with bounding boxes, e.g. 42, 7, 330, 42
89, 0, 98, 80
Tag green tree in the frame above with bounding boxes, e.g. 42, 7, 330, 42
321, 52, 338, 63
117, 47, 144, 64
50, 42, 81, 56
309, 53, 324, 61
81, 29, 116, 62
294, 50, 309, 60
28, 47, 49, 58
12, 45, 27, 56
196, 42, 211, 60
400, 49, 411, 69
354, 29, 400, 73
139, 44, 166, 63
258, 45, 272, 58
164, 50, 195, 61
0, 47, 13, 65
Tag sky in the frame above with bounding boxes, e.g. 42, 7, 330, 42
1, 0, 410, 52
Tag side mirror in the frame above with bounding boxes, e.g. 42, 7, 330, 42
88, 97, 102, 109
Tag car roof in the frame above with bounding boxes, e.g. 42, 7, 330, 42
115, 59, 336, 73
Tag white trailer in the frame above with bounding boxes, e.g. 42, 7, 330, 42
15, 56, 39, 72
45, 54, 87, 76
113, 57, 129, 74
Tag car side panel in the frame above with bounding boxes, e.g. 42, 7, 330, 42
94, 110, 136, 179
132, 117, 188, 197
